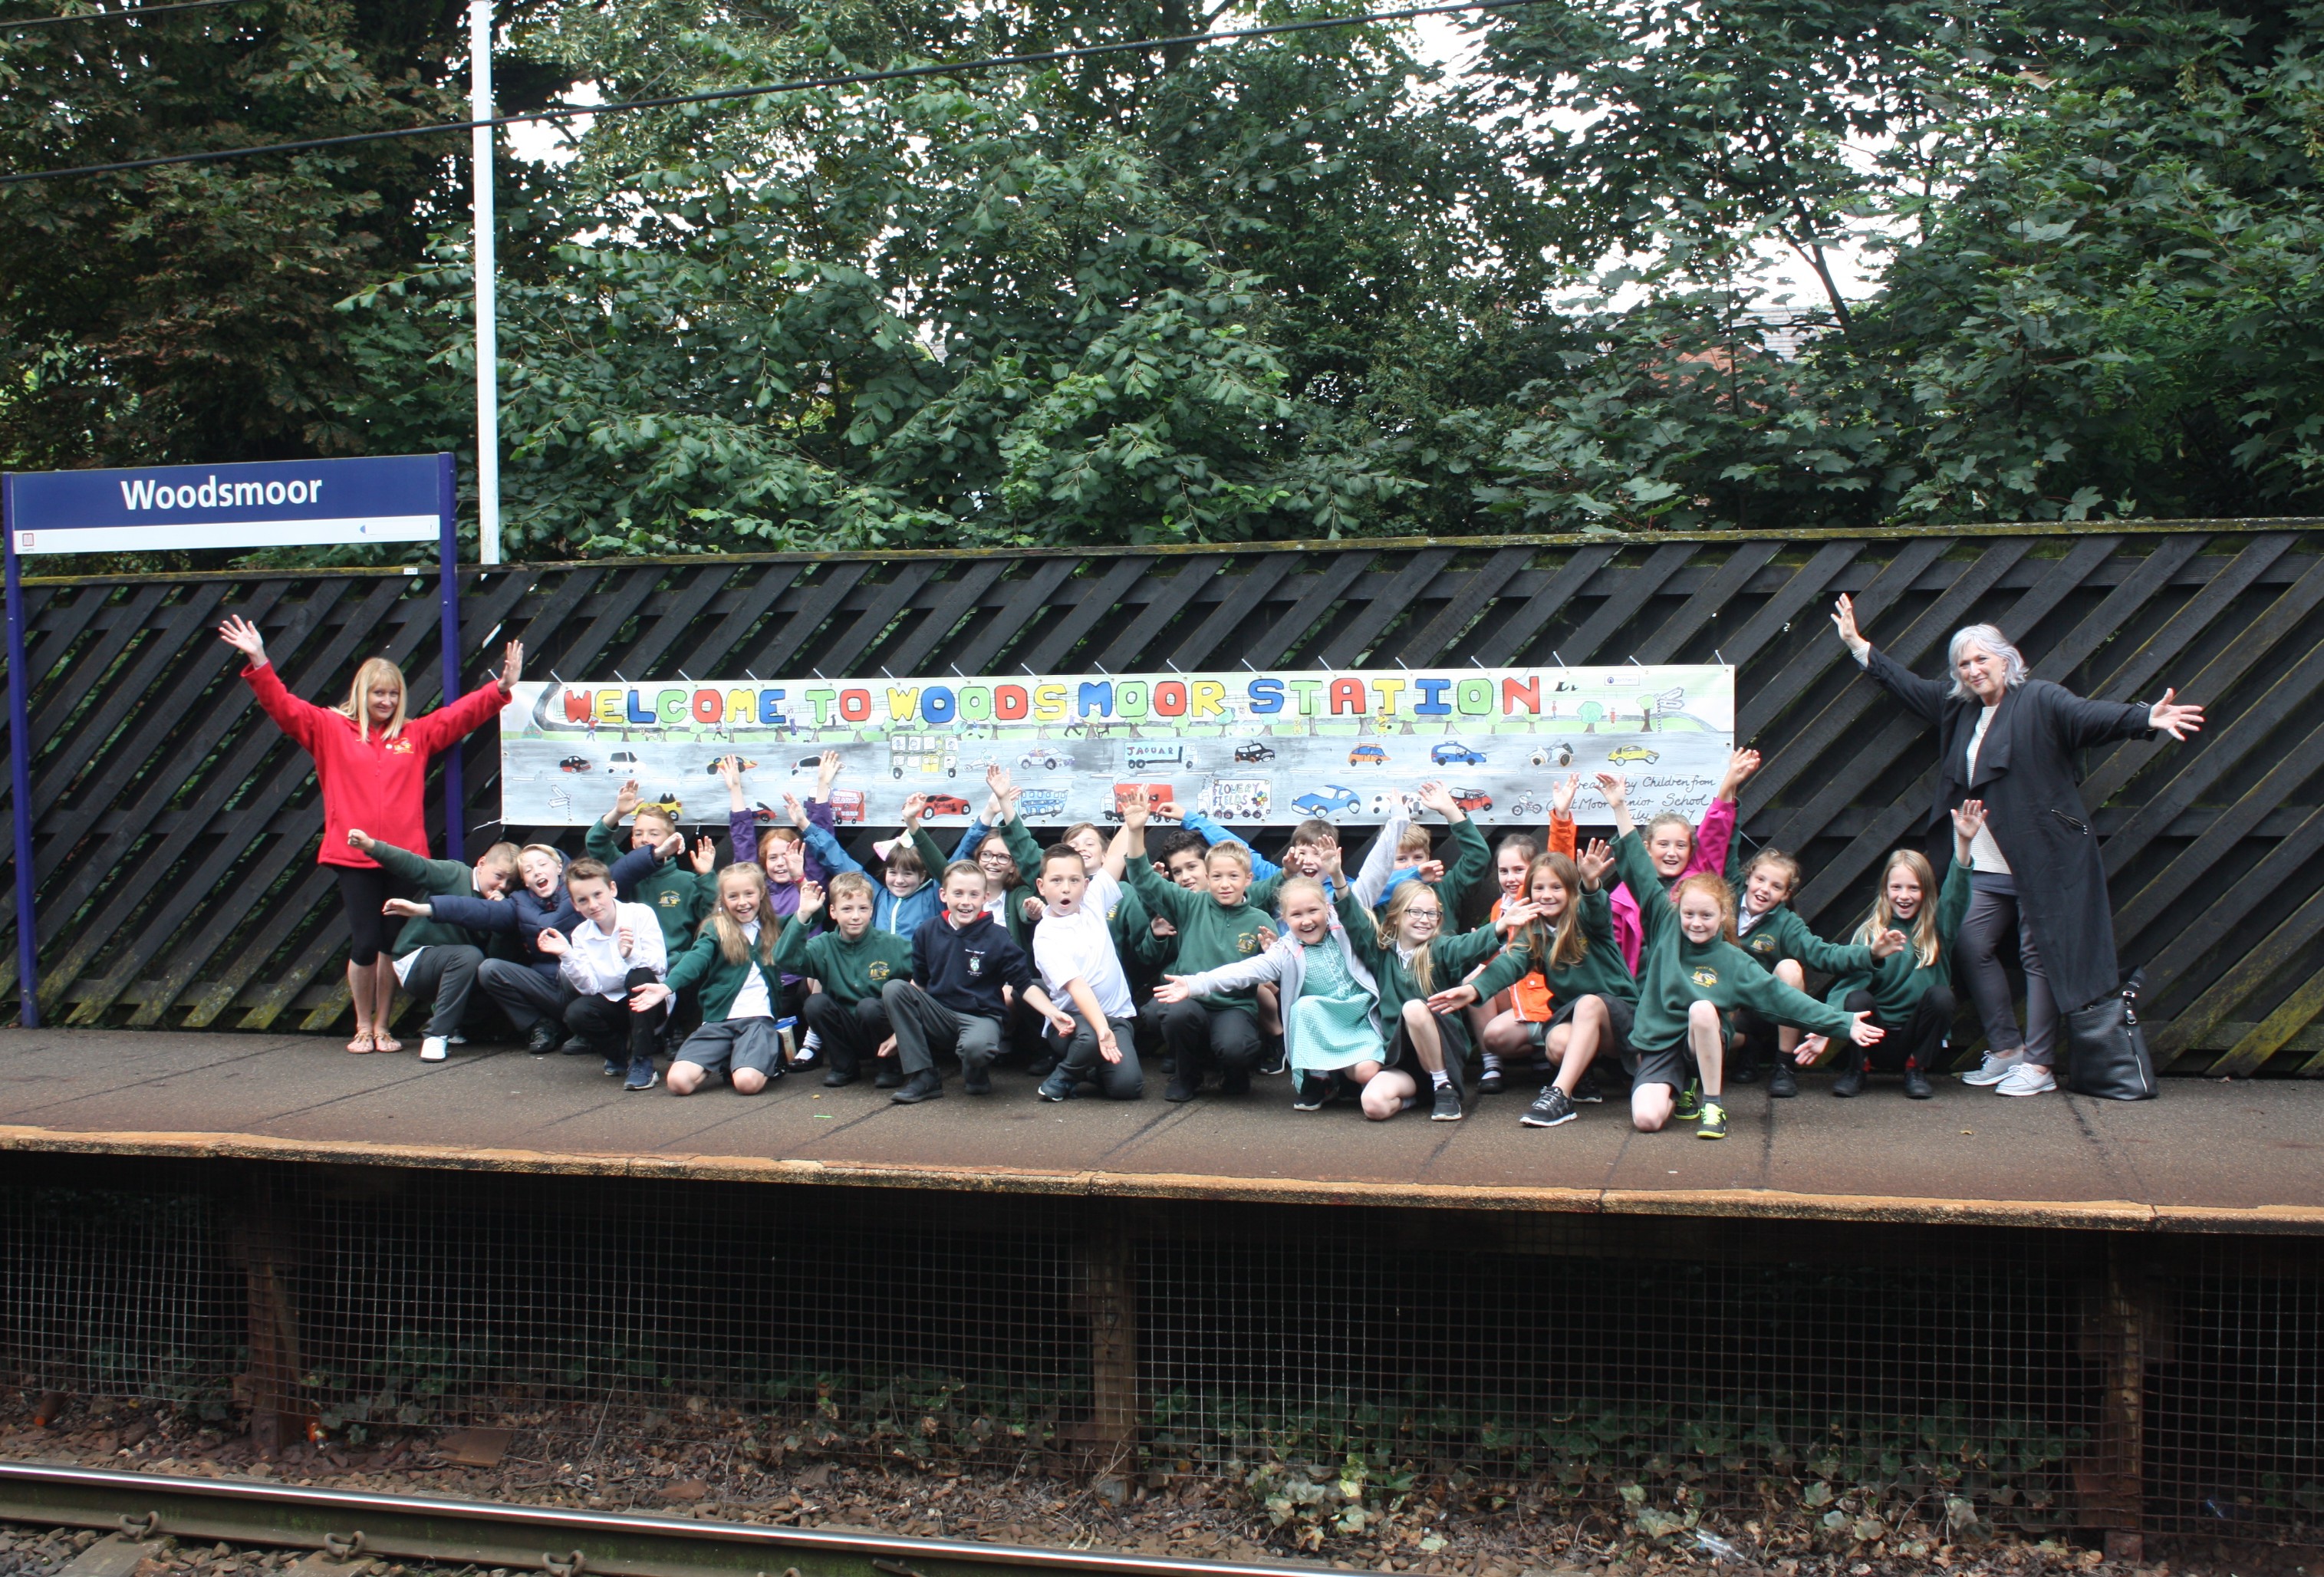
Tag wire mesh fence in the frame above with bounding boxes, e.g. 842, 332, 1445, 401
0, 1153, 2318, 1542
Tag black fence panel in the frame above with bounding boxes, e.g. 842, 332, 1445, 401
5, 524, 2324, 1071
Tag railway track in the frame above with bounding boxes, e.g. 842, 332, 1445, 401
0, 1465, 1316, 1577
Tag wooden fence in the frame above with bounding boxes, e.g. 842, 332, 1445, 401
6, 523, 2322, 1075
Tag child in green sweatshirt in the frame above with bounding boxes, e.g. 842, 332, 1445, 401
1730, 847, 1883, 1098
633, 862, 787, 1098
774, 872, 918, 1088
584, 781, 714, 953
1599, 772, 1889, 1141
354, 829, 520, 1063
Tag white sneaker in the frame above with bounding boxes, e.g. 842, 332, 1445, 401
448, 1033, 468, 1045
420, 1035, 449, 1062
1993, 1062, 2056, 1098
1961, 1049, 2024, 1086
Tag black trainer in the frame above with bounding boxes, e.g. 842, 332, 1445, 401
1767, 1061, 1799, 1098
559, 1035, 593, 1056
874, 1062, 904, 1089
527, 1021, 561, 1056
1520, 1086, 1577, 1128
1832, 1058, 1868, 1098
1292, 1074, 1332, 1112
1430, 1083, 1463, 1121
1164, 1076, 1199, 1103
1477, 1064, 1506, 1095
1903, 1063, 1934, 1100
823, 1068, 858, 1088
1573, 1069, 1605, 1104
963, 1066, 993, 1096
890, 1069, 943, 1104
1732, 1058, 1763, 1085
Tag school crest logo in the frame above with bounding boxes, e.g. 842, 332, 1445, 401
867, 960, 892, 982
965, 949, 985, 977
384, 739, 415, 755
1747, 935, 1775, 956
1690, 966, 1720, 988
658, 891, 683, 907
1237, 931, 1260, 955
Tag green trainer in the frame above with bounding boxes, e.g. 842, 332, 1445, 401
1674, 1081, 1703, 1121
1697, 1099, 1728, 1141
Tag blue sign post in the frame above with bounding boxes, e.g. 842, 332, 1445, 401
2, 453, 462, 1028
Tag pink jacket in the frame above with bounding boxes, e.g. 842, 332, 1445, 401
1608, 797, 1736, 973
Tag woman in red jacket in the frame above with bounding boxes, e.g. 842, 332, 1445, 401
218, 614, 523, 1053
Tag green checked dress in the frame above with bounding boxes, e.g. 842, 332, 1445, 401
1289, 937, 1383, 1072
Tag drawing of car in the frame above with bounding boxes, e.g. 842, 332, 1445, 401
1432, 741, 1487, 765
751, 802, 781, 823
1529, 742, 1575, 768
1450, 787, 1494, 813
1292, 785, 1362, 815
1020, 746, 1072, 771
793, 754, 827, 772
637, 794, 684, 820
828, 789, 867, 825
558, 756, 593, 773
704, 758, 759, 773
1348, 743, 1389, 766
1233, 741, 1276, 763
608, 751, 640, 772
1016, 788, 1068, 820
921, 793, 973, 818
1607, 745, 1661, 765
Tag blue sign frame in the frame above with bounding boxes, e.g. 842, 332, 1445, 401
2, 453, 463, 1028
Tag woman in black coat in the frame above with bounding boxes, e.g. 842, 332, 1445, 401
1832, 595, 2203, 1098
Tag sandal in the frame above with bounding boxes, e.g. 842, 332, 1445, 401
372, 1032, 403, 1053
347, 1030, 377, 1055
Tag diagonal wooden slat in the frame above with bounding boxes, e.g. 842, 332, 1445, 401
879, 561, 1009, 677
1317, 549, 1453, 668
2086, 534, 2299, 701
1167, 553, 1305, 670
816, 562, 942, 677
945, 558, 1078, 675
2149, 885, 2324, 1063
1715, 540, 1865, 670
1014, 558, 1154, 674
1239, 551, 1379, 669
1634, 540, 1783, 665
749, 562, 874, 677
1090, 558, 1226, 672
1395, 545, 1539, 666
674, 563, 803, 677
1494, 545, 1624, 668
2212, 961, 2324, 1078
616, 565, 745, 679
1556, 542, 1699, 665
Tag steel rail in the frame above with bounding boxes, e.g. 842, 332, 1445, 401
0, 1463, 1322, 1577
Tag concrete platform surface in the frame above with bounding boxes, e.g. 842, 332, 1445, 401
2, 1027, 2320, 1230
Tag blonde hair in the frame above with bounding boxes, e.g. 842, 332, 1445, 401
1275, 875, 1330, 923
1854, 849, 1942, 969
518, 842, 567, 870
1644, 812, 1695, 853
1671, 873, 1737, 943
1396, 825, 1434, 858
1374, 881, 1446, 994
632, 806, 678, 838
1743, 848, 1802, 898
338, 657, 408, 742
1205, 841, 1253, 874
825, 871, 878, 907
703, 864, 776, 966
477, 841, 522, 878
1524, 852, 1592, 971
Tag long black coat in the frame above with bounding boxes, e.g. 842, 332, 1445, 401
1862, 646, 2155, 1013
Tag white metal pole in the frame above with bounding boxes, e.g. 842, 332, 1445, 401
469, 0, 502, 565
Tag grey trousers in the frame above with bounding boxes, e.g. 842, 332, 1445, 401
399, 945, 483, 1038
476, 958, 572, 1030
1052, 1012, 1144, 1100
881, 979, 1004, 1078
1957, 887, 2057, 1067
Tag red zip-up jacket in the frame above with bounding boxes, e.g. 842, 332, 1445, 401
242, 661, 510, 869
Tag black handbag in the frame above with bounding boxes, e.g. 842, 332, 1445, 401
2064, 971, 2158, 1101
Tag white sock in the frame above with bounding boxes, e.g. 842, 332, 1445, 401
1430, 1069, 1450, 1089
1481, 1052, 1503, 1071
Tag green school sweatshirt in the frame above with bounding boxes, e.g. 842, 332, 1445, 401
1524, 888, 1641, 1006
1824, 858, 1971, 1022
367, 840, 503, 955
1372, 816, 1491, 920
663, 924, 782, 1022
1335, 884, 1525, 1030
585, 819, 713, 949
1615, 830, 1855, 1054
1736, 904, 1875, 979
769, 914, 915, 1006
1127, 854, 1276, 1015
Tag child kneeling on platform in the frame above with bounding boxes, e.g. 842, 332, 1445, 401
354, 828, 519, 1063
884, 862, 1061, 1105
777, 874, 917, 1088
1030, 845, 1144, 1101
535, 858, 668, 1091
633, 863, 786, 1096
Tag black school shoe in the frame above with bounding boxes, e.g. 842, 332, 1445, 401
1164, 1075, 1200, 1103
891, 1069, 943, 1104
1477, 1064, 1506, 1095
1220, 1065, 1252, 1097
1904, 1063, 1934, 1100
963, 1066, 993, 1096
1258, 1035, 1288, 1076
528, 1022, 561, 1056
874, 1061, 904, 1089
823, 1067, 858, 1088
1767, 1062, 1799, 1098
1831, 1058, 1868, 1098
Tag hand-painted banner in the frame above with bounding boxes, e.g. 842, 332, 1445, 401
499, 665, 1733, 828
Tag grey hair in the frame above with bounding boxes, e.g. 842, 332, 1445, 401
1947, 624, 2029, 699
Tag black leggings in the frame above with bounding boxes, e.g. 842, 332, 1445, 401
567, 968, 668, 1063
336, 865, 414, 966
1842, 986, 1956, 1073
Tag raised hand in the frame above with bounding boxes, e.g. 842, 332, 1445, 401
1832, 593, 1870, 658
1150, 914, 1177, 939
1717, 748, 1762, 800
1495, 897, 1542, 935
688, 835, 716, 874
1417, 858, 1447, 886
499, 640, 525, 691
2149, 688, 2204, 742
217, 614, 268, 665
614, 779, 640, 821
784, 792, 810, 830
1952, 798, 1987, 844
1416, 779, 1458, 818
718, 756, 743, 790
1578, 838, 1615, 887
1871, 927, 1910, 960
344, 827, 377, 852
815, 749, 843, 796
900, 792, 929, 826
1254, 925, 1279, 952
655, 831, 686, 862
1120, 795, 1150, 832
795, 880, 825, 920
1550, 772, 1581, 818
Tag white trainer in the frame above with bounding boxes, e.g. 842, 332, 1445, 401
420, 1035, 449, 1062
1961, 1049, 2024, 1086
1993, 1062, 2056, 1097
